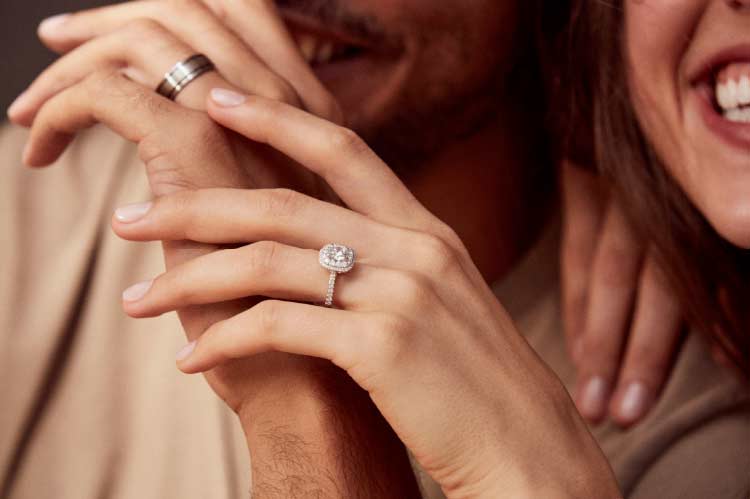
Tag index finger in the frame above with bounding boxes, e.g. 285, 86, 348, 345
206, 90, 439, 232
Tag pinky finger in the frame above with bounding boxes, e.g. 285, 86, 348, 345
176, 300, 369, 374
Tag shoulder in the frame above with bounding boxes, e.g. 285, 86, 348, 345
600, 332, 750, 499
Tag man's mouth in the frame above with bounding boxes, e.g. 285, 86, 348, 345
279, 8, 397, 68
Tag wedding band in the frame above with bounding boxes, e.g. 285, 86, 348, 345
156, 54, 215, 100
319, 243, 356, 308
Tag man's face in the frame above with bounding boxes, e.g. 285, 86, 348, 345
277, 0, 524, 169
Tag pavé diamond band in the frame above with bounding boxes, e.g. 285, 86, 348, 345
318, 243, 356, 308
156, 54, 215, 101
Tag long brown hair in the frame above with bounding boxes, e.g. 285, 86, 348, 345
564, 1, 750, 380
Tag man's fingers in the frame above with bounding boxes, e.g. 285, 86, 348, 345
574, 198, 645, 423
12, 19, 242, 126
23, 70, 190, 167
560, 161, 607, 361
35, 0, 339, 120
609, 254, 684, 427
206, 93, 445, 234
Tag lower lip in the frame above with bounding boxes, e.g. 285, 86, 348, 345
697, 86, 750, 151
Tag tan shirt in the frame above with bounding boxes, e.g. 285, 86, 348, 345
1, 124, 748, 498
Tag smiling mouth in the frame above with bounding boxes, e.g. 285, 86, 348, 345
714, 63, 750, 122
280, 9, 399, 68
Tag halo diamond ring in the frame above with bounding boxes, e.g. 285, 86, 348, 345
319, 243, 356, 308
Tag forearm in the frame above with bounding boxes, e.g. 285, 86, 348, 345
239, 359, 422, 499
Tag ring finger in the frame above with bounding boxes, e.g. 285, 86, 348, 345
122, 240, 403, 316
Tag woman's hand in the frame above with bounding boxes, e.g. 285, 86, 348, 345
112, 89, 621, 499
560, 163, 684, 427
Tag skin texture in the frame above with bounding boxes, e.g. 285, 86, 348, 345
7, 0, 541, 496
625, 0, 750, 248
111, 90, 622, 498
561, 163, 684, 427
2, 0, 681, 495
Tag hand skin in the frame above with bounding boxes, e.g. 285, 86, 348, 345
7, 1, 612, 497
110, 91, 623, 499
9, 2, 420, 497
560, 162, 684, 427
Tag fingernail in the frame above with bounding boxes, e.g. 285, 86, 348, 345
618, 382, 650, 422
176, 341, 197, 361
39, 13, 71, 36
7, 91, 29, 118
210, 88, 246, 107
115, 202, 152, 223
579, 376, 609, 420
122, 279, 153, 302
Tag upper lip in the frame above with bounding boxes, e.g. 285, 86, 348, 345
278, 8, 392, 54
689, 44, 750, 86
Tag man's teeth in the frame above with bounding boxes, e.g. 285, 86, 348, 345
294, 34, 346, 65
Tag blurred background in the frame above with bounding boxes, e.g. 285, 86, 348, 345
0, 0, 117, 112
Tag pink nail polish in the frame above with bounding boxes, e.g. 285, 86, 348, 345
38, 13, 71, 36
210, 88, 246, 107
176, 341, 197, 361
7, 91, 29, 118
122, 280, 153, 302
618, 382, 650, 422
579, 376, 609, 420
115, 202, 152, 223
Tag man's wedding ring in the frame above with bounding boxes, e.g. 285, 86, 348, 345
156, 54, 215, 101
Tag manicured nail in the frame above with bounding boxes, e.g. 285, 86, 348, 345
115, 202, 152, 223
39, 14, 71, 36
122, 279, 153, 302
579, 376, 609, 420
176, 341, 197, 361
7, 91, 29, 118
618, 382, 650, 422
210, 88, 246, 107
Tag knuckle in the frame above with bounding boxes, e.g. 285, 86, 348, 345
327, 126, 368, 156
255, 300, 282, 336
260, 188, 303, 219
247, 241, 282, 278
124, 18, 166, 42
369, 313, 412, 367
418, 232, 458, 272
392, 270, 433, 309
595, 245, 640, 289
263, 80, 301, 106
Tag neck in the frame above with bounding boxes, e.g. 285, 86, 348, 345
404, 110, 554, 284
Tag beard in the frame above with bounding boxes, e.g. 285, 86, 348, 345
275, 0, 532, 177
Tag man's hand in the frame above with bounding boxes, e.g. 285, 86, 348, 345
561, 161, 684, 427
8, 2, 419, 496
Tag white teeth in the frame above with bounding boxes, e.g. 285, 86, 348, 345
716, 77, 750, 111
739, 76, 750, 105
297, 35, 317, 63
316, 42, 334, 64
724, 107, 750, 123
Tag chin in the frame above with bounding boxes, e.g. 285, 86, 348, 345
705, 196, 750, 249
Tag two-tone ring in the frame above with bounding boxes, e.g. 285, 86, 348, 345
156, 54, 215, 101
318, 243, 356, 308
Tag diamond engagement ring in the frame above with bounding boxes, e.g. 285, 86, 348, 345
319, 243, 356, 308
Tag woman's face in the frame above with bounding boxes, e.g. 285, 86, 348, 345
625, 0, 750, 248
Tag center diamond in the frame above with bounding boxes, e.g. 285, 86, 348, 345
319, 243, 356, 273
